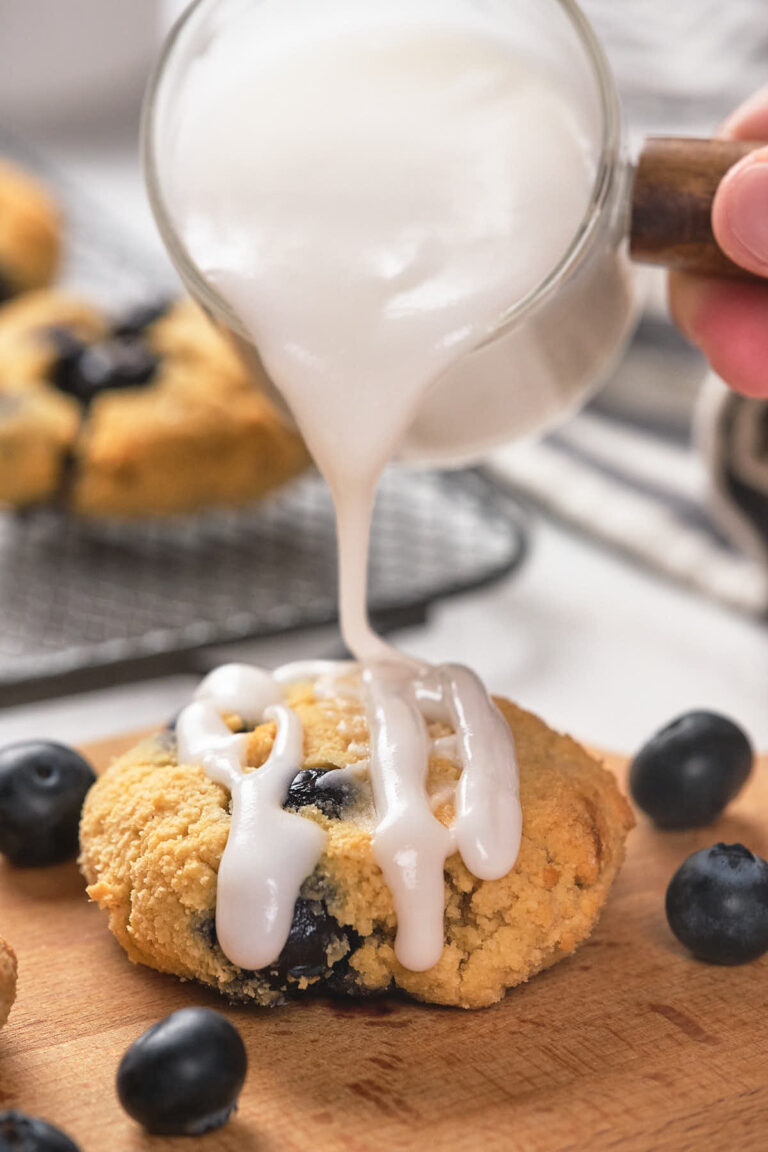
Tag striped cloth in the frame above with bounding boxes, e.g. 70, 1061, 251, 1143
488, 352, 768, 618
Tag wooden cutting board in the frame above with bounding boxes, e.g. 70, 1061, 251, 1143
0, 732, 766, 1152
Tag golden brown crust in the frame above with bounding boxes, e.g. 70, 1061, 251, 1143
0, 934, 18, 1029
0, 292, 106, 504
0, 161, 61, 297
0, 389, 79, 505
0, 291, 308, 516
80, 694, 633, 1009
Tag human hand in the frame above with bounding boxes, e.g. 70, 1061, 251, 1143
669, 86, 768, 397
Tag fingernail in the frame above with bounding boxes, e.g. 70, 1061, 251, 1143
726, 162, 768, 269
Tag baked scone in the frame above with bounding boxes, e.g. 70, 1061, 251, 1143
0, 291, 308, 516
0, 160, 60, 302
0, 935, 17, 1029
80, 687, 633, 1009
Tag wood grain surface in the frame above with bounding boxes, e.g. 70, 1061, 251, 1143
630, 136, 763, 278
1, 731, 767, 1151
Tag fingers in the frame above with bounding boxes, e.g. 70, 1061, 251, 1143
721, 84, 768, 141
669, 270, 768, 397
712, 145, 768, 278
667, 86, 768, 397
713, 86, 768, 278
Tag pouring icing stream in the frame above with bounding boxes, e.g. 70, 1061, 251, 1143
155, 0, 582, 973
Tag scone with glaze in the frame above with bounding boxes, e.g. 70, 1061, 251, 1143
80, 680, 633, 1009
0, 160, 60, 303
0, 935, 17, 1028
0, 291, 308, 516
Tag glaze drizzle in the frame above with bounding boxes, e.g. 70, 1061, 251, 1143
176, 659, 521, 974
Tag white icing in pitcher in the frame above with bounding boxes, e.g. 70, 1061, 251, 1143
156, 0, 603, 663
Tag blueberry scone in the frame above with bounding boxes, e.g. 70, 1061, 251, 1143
0, 935, 17, 1029
0, 160, 60, 303
80, 669, 633, 1009
0, 291, 308, 516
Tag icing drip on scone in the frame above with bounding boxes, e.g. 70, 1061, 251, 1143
176, 659, 521, 974
363, 663, 455, 970
425, 664, 522, 882
177, 665, 327, 970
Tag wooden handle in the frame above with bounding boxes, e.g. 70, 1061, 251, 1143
630, 137, 765, 278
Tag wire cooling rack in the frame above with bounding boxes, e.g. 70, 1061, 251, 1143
0, 469, 526, 701
0, 135, 528, 702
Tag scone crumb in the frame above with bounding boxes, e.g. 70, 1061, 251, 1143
0, 935, 18, 1029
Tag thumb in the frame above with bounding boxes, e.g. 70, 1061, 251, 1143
712, 146, 768, 278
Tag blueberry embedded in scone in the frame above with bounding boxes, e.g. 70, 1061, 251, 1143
285, 767, 360, 819
49, 329, 160, 407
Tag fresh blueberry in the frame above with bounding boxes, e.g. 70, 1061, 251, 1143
111, 300, 170, 339
0, 741, 96, 867
285, 768, 353, 819
117, 1008, 247, 1136
273, 897, 346, 981
629, 711, 753, 828
666, 843, 768, 965
0, 1110, 80, 1151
